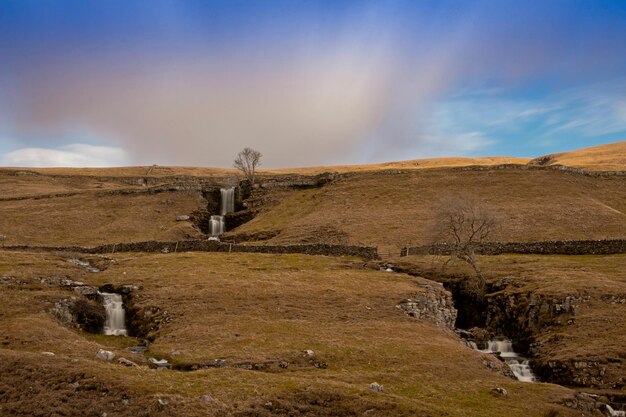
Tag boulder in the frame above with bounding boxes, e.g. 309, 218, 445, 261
369, 382, 384, 392
176, 215, 190, 221
148, 357, 171, 369
96, 349, 115, 361
118, 357, 140, 368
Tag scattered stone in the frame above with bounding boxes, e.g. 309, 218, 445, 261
200, 395, 213, 403
118, 357, 140, 368
41, 352, 55, 356
176, 215, 190, 221
157, 397, 169, 406
67, 258, 100, 273
73, 286, 98, 296
122, 399, 130, 406
304, 349, 314, 357
96, 349, 115, 361
491, 387, 508, 397
278, 360, 289, 369
128, 346, 148, 354
119, 284, 139, 294
149, 357, 171, 369
369, 382, 384, 393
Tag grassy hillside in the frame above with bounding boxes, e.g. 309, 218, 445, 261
229, 168, 626, 252
0, 251, 581, 416
0, 190, 205, 246
0, 142, 624, 416
537, 141, 626, 171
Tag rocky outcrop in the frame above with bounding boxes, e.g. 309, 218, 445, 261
396, 283, 457, 330
50, 297, 106, 333
257, 172, 338, 189
482, 290, 624, 390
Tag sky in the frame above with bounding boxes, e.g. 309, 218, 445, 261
1, 0, 626, 168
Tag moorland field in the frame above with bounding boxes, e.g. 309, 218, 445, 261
0, 141, 625, 416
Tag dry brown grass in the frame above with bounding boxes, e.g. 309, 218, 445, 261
0, 251, 580, 416
230, 169, 626, 252
0, 156, 529, 178
545, 140, 626, 171
0, 190, 206, 246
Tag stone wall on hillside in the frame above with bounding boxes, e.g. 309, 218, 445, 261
2, 241, 379, 260
402, 239, 626, 256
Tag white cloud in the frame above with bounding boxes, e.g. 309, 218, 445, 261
0, 144, 129, 167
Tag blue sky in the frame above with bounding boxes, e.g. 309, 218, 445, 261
1, 0, 625, 167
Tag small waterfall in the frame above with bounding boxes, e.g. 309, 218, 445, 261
101, 293, 127, 336
209, 215, 225, 237
209, 188, 235, 238
220, 187, 235, 215
479, 338, 536, 382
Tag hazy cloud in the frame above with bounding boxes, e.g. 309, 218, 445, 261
2, 2, 626, 167
0, 144, 129, 167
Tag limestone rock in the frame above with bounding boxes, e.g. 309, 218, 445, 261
118, 357, 139, 368
369, 382, 384, 392
96, 349, 115, 361
491, 387, 508, 397
397, 285, 457, 330
176, 215, 190, 221
149, 357, 171, 369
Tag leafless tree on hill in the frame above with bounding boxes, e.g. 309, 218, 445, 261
432, 194, 500, 295
233, 147, 262, 186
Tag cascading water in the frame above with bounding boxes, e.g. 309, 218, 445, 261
209, 187, 235, 238
479, 339, 536, 382
220, 187, 235, 215
209, 215, 225, 237
101, 292, 127, 336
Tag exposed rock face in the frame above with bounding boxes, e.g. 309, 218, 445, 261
50, 297, 106, 333
482, 290, 624, 390
397, 284, 457, 330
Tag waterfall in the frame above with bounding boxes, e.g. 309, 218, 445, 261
101, 292, 127, 336
209, 215, 225, 237
479, 338, 536, 382
209, 188, 235, 238
220, 187, 235, 215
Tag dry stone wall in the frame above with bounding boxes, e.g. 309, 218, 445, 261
402, 239, 626, 256
2, 240, 379, 260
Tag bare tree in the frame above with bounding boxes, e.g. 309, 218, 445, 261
233, 147, 262, 185
432, 194, 499, 294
